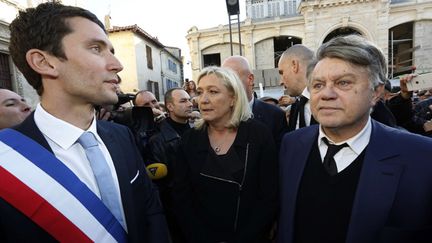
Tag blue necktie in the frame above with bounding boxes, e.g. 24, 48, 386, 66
78, 132, 125, 228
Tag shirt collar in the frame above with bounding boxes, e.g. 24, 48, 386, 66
301, 87, 310, 100
249, 96, 254, 110
34, 103, 101, 149
318, 117, 371, 155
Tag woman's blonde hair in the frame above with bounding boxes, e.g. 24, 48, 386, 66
194, 66, 252, 129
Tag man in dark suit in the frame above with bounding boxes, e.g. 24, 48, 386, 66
278, 45, 316, 132
222, 56, 288, 149
278, 35, 432, 243
1, 2, 168, 242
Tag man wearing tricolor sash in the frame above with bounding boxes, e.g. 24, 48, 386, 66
0, 2, 169, 242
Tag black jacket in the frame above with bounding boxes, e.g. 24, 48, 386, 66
171, 119, 278, 243
147, 119, 186, 187
252, 99, 288, 150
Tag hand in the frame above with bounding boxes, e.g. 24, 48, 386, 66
152, 108, 166, 122
424, 120, 432, 132
97, 108, 112, 121
278, 95, 295, 106
152, 108, 165, 117
399, 75, 415, 100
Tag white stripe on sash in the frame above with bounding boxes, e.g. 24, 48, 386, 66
0, 141, 117, 243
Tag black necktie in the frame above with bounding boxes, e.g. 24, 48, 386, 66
322, 137, 348, 176
298, 96, 308, 128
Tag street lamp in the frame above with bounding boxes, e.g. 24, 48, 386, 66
226, 0, 242, 56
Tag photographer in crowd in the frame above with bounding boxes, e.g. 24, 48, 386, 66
135, 90, 166, 122
387, 77, 432, 136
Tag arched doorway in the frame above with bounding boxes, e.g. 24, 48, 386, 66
323, 27, 362, 43
274, 36, 302, 67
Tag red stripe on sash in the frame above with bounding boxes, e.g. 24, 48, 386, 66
0, 167, 93, 243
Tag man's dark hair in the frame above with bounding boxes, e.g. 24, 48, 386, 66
164, 87, 185, 106
9, 2, 105, 95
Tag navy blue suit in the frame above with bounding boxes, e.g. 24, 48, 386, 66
0, 113, 169, 243
253, 99, 288, 149
278, 120, 432, 243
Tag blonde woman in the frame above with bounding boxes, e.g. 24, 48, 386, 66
172, 66, 278, 243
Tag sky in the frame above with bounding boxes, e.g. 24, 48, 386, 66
81, 0, 247, 79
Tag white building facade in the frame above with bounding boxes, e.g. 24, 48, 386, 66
187, 0, 432, 96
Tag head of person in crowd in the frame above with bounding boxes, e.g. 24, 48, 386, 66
134, 90, 160, 109
278, 44, 315, 97
0, 88, 31, 129
134, 90, 166, 122
164, 88, 193, 124
309, 34, 385, 142
259, 96, 279, 106
194, 66, 252, 130
185, 80, 197, 93
9, 2, 121, 108
221, 55, 255, 101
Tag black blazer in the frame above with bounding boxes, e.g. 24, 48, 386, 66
252, 99, 288, 150
172, 119, 279, 243
0, 113, 169, 243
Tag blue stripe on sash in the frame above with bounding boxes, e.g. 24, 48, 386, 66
0, 129, 127, 243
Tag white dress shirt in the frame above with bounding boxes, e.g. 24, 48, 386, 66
34, 103, 127, 229
317, 117, 371, 173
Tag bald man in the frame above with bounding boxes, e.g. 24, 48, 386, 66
222, 56, 288, 149
134, 90, 166, 122
278, 45, 317, 132
0, 89, 31, 129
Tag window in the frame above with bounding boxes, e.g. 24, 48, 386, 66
0, 53, 12, 90
168, 59, 178, 73
147, 80, 160, 101
146, 45, 153, 70
166, 79, 179, 90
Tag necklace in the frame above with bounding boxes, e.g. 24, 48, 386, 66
214, 146, 221, 153
212, 140, 225, 154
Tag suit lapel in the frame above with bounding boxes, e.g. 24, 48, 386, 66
346, 121, 403, 243
252, 99, 263, 120
281, 126, 317, 241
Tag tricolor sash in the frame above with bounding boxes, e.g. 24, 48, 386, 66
0, 128, 127, 243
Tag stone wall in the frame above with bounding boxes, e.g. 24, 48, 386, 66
414, 20, 432, 74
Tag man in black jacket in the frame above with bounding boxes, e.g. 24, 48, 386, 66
222, 56, 288, 150
147, 87, 193, 242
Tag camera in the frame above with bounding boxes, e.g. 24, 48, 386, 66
114, 93, 135, 110
109, 93, 136, 126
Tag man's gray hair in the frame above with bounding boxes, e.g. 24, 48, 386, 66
316, 35, 387, 89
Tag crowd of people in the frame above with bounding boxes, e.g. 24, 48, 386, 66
1, 2, 432, 243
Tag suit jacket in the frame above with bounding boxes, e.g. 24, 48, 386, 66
253, 99, 288, 150
0, 113, 169, 243
278, 120, 432, 243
